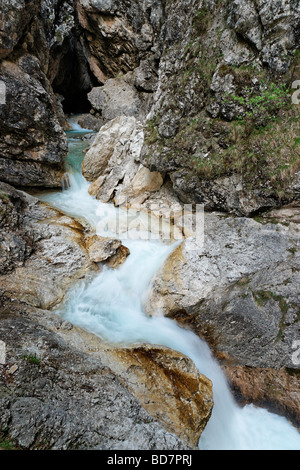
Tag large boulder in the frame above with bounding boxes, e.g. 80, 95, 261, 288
82, 116, 163, 205
0, 57, 67, 188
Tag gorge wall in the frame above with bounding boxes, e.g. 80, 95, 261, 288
0, 0, 300, 449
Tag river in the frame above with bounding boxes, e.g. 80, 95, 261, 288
38, 122, 300, 450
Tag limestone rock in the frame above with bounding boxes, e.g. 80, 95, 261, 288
0, 58, 67, 188
147, 211, 299, 333
86, 234, 129, 267
0, 182, 196, 450
140, 0, 300, 215
87, 75, 143, 122
0, 0, 40, 59
76, 0, 163, 82
86, 235, 122, 262
146, 209, 300, 427
106, 244, 130, 268
100, 344, 213, 448
0, 314, 191, 450
0, 184, 97, 311
222, 365, 300, 428
82, 116, 163, 206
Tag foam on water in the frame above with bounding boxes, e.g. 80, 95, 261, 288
39, 124, 300, 450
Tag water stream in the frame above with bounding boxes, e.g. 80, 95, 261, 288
39, 123, 300, 450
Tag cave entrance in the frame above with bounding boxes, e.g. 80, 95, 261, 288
61, 90, 92, 114
51, 34, 97, 116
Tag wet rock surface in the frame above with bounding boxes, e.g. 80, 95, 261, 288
0, 314, 193, 450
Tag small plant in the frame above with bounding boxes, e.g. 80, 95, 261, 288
21, 354, 41, 365
0, 431, 20, 450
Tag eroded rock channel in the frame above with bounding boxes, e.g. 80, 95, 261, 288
0, 0, 299, 451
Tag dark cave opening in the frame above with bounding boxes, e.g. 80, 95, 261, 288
51, 33, 98, 115
61, 90, 92, 114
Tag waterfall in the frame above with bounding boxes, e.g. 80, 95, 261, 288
38, 122, 300, 451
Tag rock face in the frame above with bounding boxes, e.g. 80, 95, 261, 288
0, 58, 67, 188
146, 209, 300, 426
140, 0, 300, 215
0, 0, 40, 60
100, 344, 213, 448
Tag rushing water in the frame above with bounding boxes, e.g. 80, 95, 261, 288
39, 123, 300, 450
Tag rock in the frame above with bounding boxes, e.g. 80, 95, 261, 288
0, 181, 208, 450
99, 344, 213, 448
77, 113, 104, 132
106, 244, 130, 268
82, 116, 164, 206
146, 210, 300, 426
228, 0, 299, 73
222, 365, 300, 428
86, 234, 129, 267
0, 314, 192, 450
76, 0, 163, 83
140, 0, 300, 215
0, 182, 34, 274
0, 0, 40, 60
0, 58, 67, 188
87, 74, 146, 122
0, 184, 97, 311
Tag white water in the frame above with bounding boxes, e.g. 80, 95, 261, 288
39, 124, 300, 450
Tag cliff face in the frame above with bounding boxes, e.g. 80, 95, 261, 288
0, 0, 68, 188
141, 0, 300, 215
2, 0, 298, 199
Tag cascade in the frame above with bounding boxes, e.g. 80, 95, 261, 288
39, 122, 300, 451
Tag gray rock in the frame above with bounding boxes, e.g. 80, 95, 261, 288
0, 183, 97, 310
0, 58, 67, 188
147, 211, 300, 369
0, 315, 190, 450
88, 76, 143, 122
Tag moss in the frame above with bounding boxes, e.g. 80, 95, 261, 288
253, 290, 289, 313
0, 190, 10, 202
237, 276, 249, 286
0, 431, 20, 450
21, 354, 41, 365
